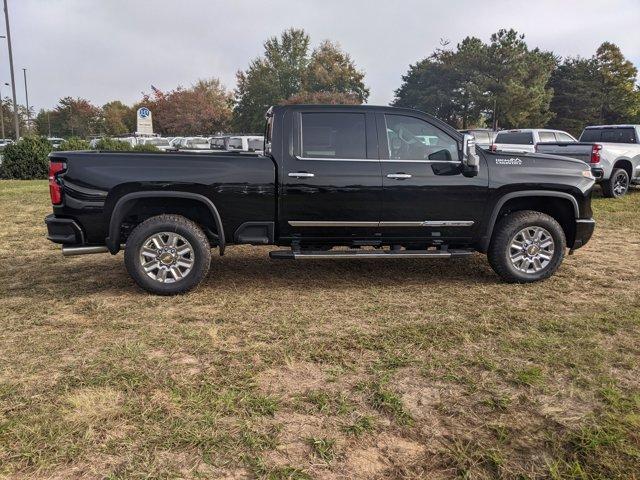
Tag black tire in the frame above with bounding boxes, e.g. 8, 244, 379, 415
602, 168, 629, 198
487, 210, 566, 283
124, 214, 211, 295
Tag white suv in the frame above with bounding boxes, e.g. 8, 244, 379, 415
492, 129, 577, 153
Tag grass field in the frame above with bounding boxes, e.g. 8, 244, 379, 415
0, 180, 639, 479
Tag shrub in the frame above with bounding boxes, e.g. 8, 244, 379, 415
132, 143, 160, 152
95, 137, 159, 152
59, 137, 91, 151
0, 136, 52, 179
95, 137, 131, 151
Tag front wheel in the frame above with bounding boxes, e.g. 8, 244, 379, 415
487, 210, 566, 283
124, 214, 211, 295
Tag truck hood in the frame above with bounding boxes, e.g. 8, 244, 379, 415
484, 150, 595, 193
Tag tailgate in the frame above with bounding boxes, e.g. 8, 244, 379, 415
535, 143, 593, 163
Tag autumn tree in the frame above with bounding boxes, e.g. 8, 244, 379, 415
234, 28, 369, 132
140, 78, 232, 135
36, 97, 101, 138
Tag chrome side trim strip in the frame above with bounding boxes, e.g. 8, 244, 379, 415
382, 159, 461, 164
288, 220, 474, 227
288, 221, 379, 227
420, 220, 475, 227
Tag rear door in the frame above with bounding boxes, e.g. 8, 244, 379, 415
377, 112, 488, 242
278, 108, 382, 242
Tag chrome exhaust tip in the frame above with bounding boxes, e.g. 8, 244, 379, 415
62, 245, 110, 256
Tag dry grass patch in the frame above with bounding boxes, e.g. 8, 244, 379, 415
0, 181, 639, 478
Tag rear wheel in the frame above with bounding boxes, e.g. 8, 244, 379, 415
124, 214, 211, 295
488, 210, 566, 283
602, 168, 629, 198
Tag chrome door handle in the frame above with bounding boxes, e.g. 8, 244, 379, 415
386, 173, 412, 179
288, 172, 315, 178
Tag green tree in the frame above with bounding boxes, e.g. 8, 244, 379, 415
234, 29, 369, 132
102, 101, 135, 136
548, 42, 640, 135
304, 40, 369, 102
594, 42, 640, 124
394, 29, 556, 129
547, 57, 600, 136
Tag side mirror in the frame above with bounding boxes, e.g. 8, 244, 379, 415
461, 134, 480, 177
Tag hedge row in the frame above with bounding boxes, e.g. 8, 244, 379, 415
0, 137, 159, 179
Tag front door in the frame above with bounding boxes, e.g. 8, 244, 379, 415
278, 109, 382, 243
377, 113, 488, 244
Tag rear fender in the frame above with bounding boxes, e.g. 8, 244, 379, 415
106, 191, 225, 255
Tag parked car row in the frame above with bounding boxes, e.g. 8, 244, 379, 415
86, 134, 265, 153
462, 124, 640, 198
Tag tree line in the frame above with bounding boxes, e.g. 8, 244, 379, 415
25, 28, 640, 139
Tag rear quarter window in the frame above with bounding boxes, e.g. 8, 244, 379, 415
495, 132, 534, 145
580, 128, 637, 144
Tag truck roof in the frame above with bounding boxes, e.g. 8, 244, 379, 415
269, 104, 461, 138
584, 124, 640, 129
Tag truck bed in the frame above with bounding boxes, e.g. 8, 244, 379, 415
49, 150, 277, 245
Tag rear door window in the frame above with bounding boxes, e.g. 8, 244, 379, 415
471, 131, 491, 143
556, 132, 575, 142
494, 132, 534, 145
538, 132, 556, 143
301, 113, 367, 159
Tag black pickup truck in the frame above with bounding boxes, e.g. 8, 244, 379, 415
45, 105, 596, 295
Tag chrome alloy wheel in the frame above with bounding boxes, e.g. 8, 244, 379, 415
509, 226, 555, 274
139, 232, 194, 283
613, 171, 629, 197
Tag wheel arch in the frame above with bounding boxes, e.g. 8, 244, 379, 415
106, 191, 225, 255
612, 158, 633, 179
480, 191, 579, 252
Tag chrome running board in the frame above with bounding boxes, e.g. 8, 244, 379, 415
269, 249, 474, 260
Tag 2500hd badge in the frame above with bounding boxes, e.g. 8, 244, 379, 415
495, 157, 523, 165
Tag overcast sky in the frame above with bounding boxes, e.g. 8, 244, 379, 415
6, 0, 640, 111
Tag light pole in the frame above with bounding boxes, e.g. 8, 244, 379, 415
3, 0, 19, 140
0, 81, 8, 139
22, 68, 29, 132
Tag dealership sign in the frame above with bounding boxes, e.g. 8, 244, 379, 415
136, 107, 153, 135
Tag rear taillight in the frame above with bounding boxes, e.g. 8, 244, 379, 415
590, 144, 602, 164
489, 144, 497, 152
48, 161, 65, 205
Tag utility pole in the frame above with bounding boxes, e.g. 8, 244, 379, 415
22, 67, 29, 132
0, 82, 7, 138
3, 0, 19, 140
